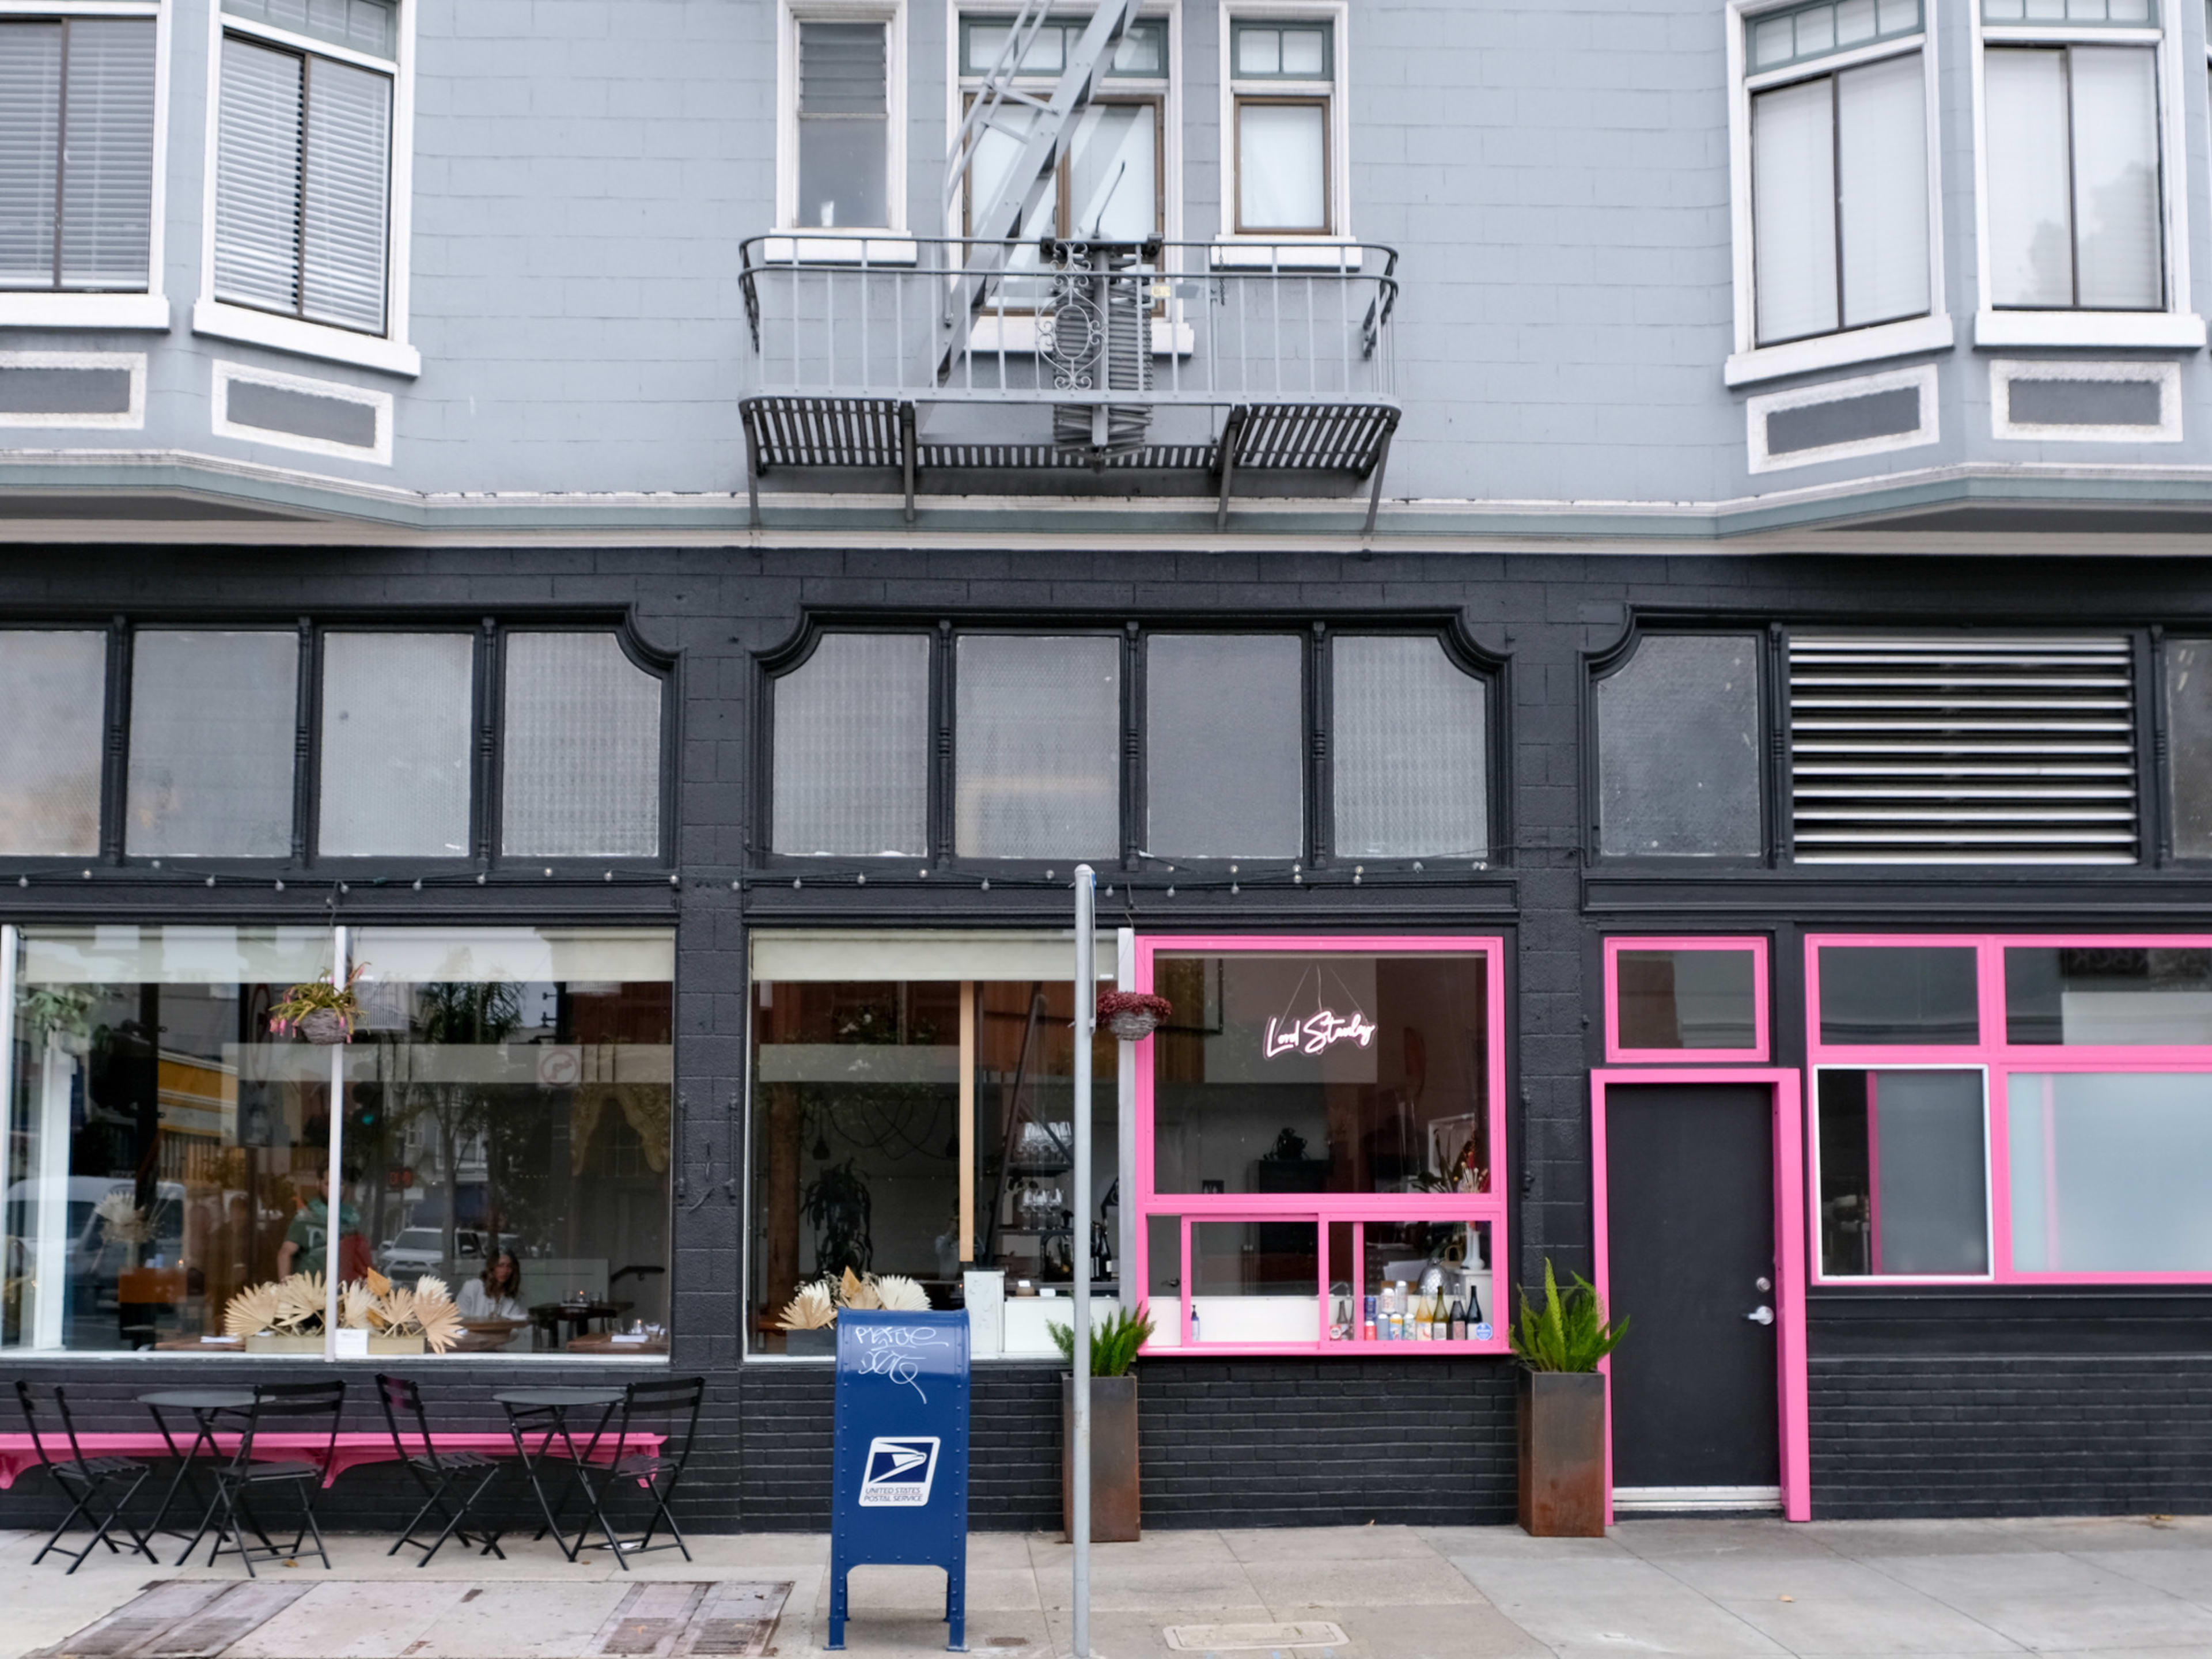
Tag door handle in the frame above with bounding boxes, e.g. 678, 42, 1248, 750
1746, 1305, 1775, 1325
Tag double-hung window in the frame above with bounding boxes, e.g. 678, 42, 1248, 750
1741, 1, 1933, 353
956, 15, 1168, 245
0, 7, 161, 317
200, 0, 416, 373
1223, 14, 1343, 242
779, 3, 903, 236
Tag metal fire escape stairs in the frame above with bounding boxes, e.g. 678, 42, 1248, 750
738, 0, 1399, 528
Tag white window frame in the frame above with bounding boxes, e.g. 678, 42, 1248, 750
1724, 0, 1950, 388
1970, 2, 2203, 349
0, 0, 171, 331
944, 2, 1183, 347
774, 0, 908, 260
210, 358, 394, 465
0, 349, 145, 427
1808, 1062, 1997, 1286
191, 0, 419, 377
1215, 0, 1349, 266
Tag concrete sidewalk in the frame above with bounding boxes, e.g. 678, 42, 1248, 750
7, 1516, 2212, 1658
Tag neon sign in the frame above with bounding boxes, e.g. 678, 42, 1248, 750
1264, 1008, 1377, 1059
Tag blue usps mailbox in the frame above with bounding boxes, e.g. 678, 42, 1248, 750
830, 1308, 970, 1652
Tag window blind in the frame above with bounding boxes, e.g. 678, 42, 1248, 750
0, 18, 155, 293
215, 32, 392, 333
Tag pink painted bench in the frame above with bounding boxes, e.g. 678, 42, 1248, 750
0, 1430, 662, 1491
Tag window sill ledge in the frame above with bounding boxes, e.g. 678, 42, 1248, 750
757, 232, 918, 267
0, 293, 171, 331
192, 300, 421, 378
1210, 238, 1373, 270
1974, 309, 2207, 351
1724, 314, 1953, 388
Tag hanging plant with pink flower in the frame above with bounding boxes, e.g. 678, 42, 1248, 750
269, 963, 369, 1045
1096, 990, 1174, 1042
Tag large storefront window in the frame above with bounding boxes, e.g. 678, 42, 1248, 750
1134, 937, 1508, 1354
1809, 934, 2212, 1283
0, 924, 673, 1355
748, 932, 1116, 1357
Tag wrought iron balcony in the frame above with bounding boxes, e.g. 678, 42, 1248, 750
737, 234, 1400, 526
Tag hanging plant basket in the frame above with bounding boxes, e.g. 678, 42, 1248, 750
1097, 991, 1174, 1043
296, 1009, 351, 1046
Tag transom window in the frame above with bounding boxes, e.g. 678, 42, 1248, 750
1810, 934, 2212, 1283
0, 623, 668, 864
763, 624, 1494, 865
1743, 0, 1931, 347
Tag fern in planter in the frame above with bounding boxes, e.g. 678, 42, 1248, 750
1048, 1302, 1156, 1376
1509, 1259, 1628, 1372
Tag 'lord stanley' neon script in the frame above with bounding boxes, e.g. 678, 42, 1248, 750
1264, 1009, 1378, 1058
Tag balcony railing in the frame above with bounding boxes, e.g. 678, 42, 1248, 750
736, 234, 1402, 526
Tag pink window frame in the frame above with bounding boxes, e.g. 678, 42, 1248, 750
1603, 935, 1770, 1063
1590, 1067, 1809, 1524
1132, 934, 1510, 1357
1806, 932, 2212, 1287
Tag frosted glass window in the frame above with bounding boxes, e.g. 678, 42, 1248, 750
2010, 1072, 2212, 1272
1817, 1067, 1990, 1277
318, 632, 473, 857
1596, 635, 1762, 857
772, 632, 929, 857
2167, 639, 2212, 858
1145, 634, 1301, 859
0, 631, 105, 855
1237, 102, 1328, 232
1986, 45, 2163, 309
126, 630, 297, 857
1332, 635, 1487, 858
1751, 52, 1929, 344
501, 633, 662, 858
955, 635, 1119, 859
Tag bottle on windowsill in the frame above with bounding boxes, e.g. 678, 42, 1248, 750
1449, 1298, 1467, 1342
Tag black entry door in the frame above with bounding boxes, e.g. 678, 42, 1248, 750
1604, 1082, 1778, 1490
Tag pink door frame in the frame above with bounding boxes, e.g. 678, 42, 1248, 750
1589, 1066, 1811, 1523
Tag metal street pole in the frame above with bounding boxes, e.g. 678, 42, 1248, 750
1071, 864, 1095, 1659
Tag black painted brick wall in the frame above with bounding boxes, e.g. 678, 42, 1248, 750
1809, 1355, 2212, 1519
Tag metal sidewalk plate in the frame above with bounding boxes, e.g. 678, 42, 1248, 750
1162, 1623, 1349, 1652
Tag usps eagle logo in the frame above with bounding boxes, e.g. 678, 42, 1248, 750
859, 1436, 941, 1506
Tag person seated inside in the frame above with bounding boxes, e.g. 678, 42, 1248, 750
456, 1249, 528, 1336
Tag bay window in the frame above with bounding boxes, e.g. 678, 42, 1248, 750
1980, 0, 2168, 314
214, 0, 397, 335
0, 13, 158, 295
1810, 935, 2212, 1283
1745, 0, 1931, 347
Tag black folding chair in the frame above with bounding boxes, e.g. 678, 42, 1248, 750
181, 1380, 344, 1576
376, 1374, 505, 1566
14, 1381, 157, 1575
572, 1377, 704, 1567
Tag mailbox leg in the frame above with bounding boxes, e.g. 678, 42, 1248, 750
828, 1556, 847, 1651
945, 1559, 965, 1652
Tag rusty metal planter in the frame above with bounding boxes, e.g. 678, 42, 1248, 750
1062, 1373, 1140, 1543
1517, 1370, 1606, 1537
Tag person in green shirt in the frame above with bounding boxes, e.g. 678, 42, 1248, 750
277, 1170, 359, 1279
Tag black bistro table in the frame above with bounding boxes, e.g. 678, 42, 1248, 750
138, 1388, 254, 1559
493, 1385, 623, 1560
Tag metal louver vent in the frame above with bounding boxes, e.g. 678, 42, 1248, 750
1788, 635, 2138, 865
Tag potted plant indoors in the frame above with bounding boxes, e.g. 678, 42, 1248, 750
269, 964, 368, 1045
1096, 991, 1173, 1043
1509, 1260, 1627, 1537
1051, 1302, 1155, 1543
